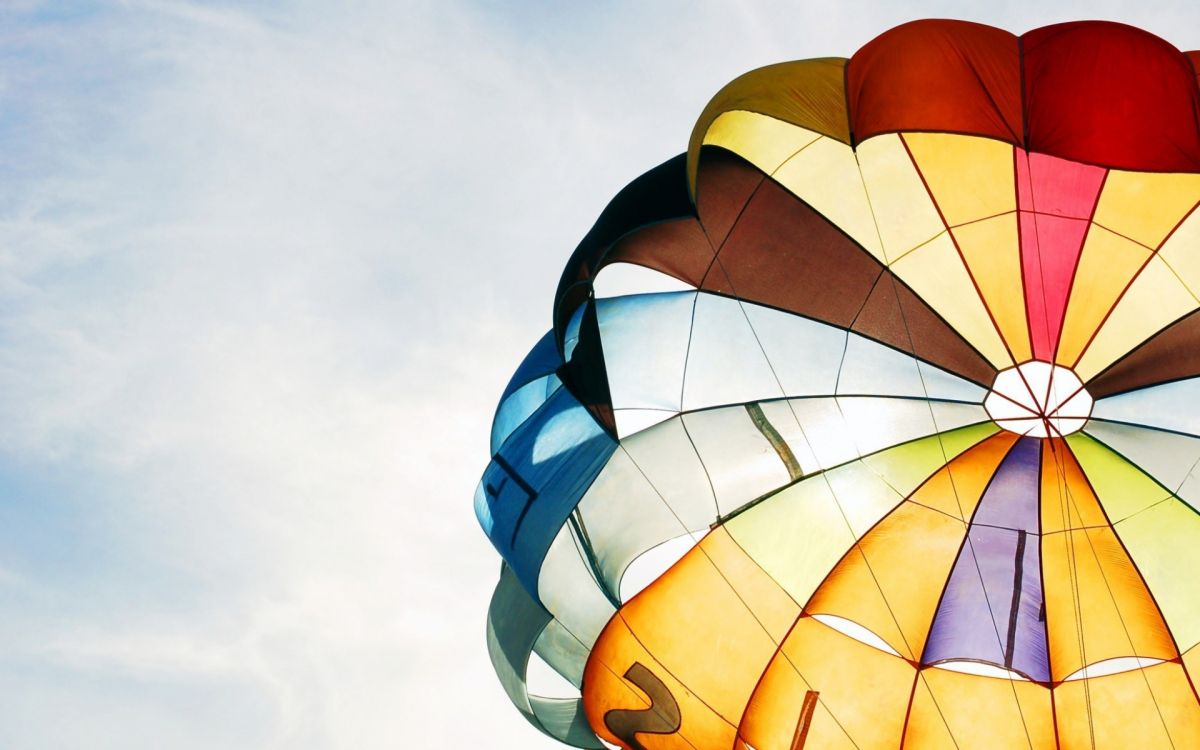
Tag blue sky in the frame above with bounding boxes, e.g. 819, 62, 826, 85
1, 1, 1200, 748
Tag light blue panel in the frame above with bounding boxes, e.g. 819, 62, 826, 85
594, 291, 696, 412
742, 301, 845, 396
1092, 377, 1200, 436
837, 332, 986, 403
492, 375, 562, 453
682, 293, 783, 410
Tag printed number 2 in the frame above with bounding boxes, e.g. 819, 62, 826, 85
603, 663, 681, 750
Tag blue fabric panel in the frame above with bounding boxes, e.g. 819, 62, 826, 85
501, 329, 562, 402
477, 385, 617, 597
492, 375, 561, 454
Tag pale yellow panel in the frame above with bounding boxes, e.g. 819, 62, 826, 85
905, 669, 1054, 750
1074, 255, 1199, 380
1115, 499, 1200, 653
903, 133, 1016, 227
952, 214, 1031, 363
889, 232, 1014, 369
772, 136, 885, 262
1055, 661, 1200, 750
857, 134, 947, 263
724, 472, 867, 608
1055, 225, 1151, 366
702, 110, 822, 179
805, 502, 967, 659
1042, 523, 1177, 682
1159, 205, 1200, 298
1093, 169, 1200, 249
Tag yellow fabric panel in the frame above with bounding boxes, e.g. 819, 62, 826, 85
1042, 521, 1177, 682
860, 422, 999, 496
1158, 205, 1200, 297
688, 58, 850, 196
1074, 254, 1199, 382
1092, 170, 1200, 250
614, 528, 800, 727
700, 111, 822, 178
908, 431, 1016, 520
904, 668, 1054, 749
888, 231, 1014, 368
735, 641, 857, 750
583, 615, 732, 749
771, 136, 885, 262
1055, 226, 1151, 367
1041, 437, 1111, 534
1066, 433, 1172, 522
1114, 499, 1200, 653
805, 502, 967, 660
856, 134, 946, 263
902, 133, 1016, 227
741, 616, 915, 749
951, 214, 1032, 364
1185, 643, 1200, 693
1054, 661, 1200, 750
728, 425, 997, 609
724, 471, 873, 612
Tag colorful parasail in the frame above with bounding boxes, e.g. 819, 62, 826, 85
475, 19, 1200, 749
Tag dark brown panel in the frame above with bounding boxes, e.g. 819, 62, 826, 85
604, 217, 714, 287
854, 274, 998, 386
698, 168, 997, 386
1087, 308, 1200, 398
694, 146, 766, 250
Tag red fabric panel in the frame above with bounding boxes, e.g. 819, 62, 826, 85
847, 19, 1022, 145
1021, 22, 1200, 172
1014, 149, 1106, 360
1188, 51, 1200, 84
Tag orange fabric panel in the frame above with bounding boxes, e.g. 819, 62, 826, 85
582, 527, 802, 747
737, 616, 915, 749
1054, 661, 1200, 748
804, 502, 968, 660
907, 431, 1017, 520
583, 616, 734, 749
904, 668, 1054, 749
1041, 438, 1109, 534
1041, 517, 1177, 681
847, 20, 1022, 145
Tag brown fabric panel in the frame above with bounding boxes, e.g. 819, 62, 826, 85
853, 274, 997, 387
604, 218, 714, 287
687, 58, 849, 196
694, 147, 765, 250
697, 171, 996, 385
559, 299, 616, 435
848, 19, 1022, 145
699, 174, 880, 327
1086, 308, 1200, 398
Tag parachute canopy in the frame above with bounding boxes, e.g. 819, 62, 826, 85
477, 20, 1200, 749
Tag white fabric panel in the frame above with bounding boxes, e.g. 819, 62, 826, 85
596, 291, 695, 412
613, 408, 676, 439
533, 619, 591, 689
1092, 377, 1200, 436
837, 331, 985, 402
537, 525, 617, 648
765, 397, 987, 474
682, 294, 784, 411
741, 301, 845, 396
575, 448, 708, 594
682, 405, 793, 516
619, 417, 719, 519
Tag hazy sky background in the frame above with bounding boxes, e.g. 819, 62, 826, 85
1, 1, 1199, 748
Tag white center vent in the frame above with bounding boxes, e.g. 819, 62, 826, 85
984, 361, 1093, 438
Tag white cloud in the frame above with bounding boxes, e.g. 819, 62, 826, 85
0, 1, 1198, 748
